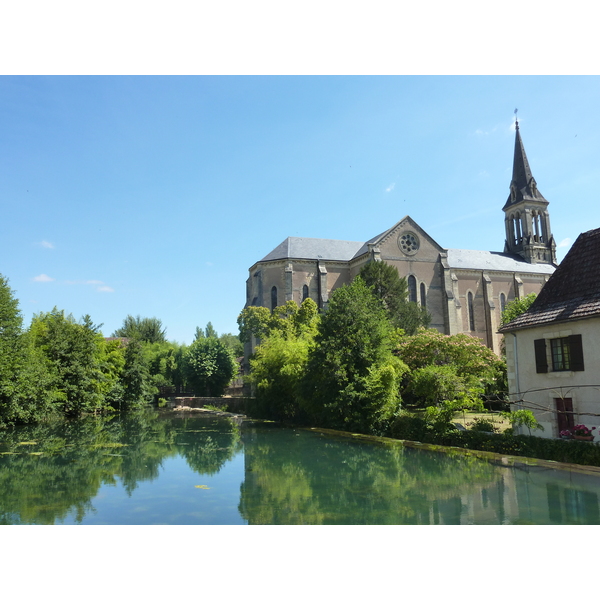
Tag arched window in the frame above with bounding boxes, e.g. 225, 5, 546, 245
271, 286, 278, 310
408, 275, 417, 303
500, 292, 506, 314
302, 284, 309, 301
420, 282, 427, 308
468, 291, 475, 331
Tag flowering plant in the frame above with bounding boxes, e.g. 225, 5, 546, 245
571, 424, 596, 437
559, 425, 596, 439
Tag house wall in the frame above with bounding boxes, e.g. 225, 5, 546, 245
505, 319, 600, 439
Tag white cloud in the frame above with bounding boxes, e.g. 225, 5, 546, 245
86, 280, 104, 285
33, 274, 54, 282
38, 240, 54, 249
558, 237, 572, 248
97, 286, 114, 293
385, 183, 395, 193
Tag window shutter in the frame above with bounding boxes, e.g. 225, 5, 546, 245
569, 334, 585, 371
534, 339, 548, 373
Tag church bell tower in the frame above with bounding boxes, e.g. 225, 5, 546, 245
503, 118, 556, 265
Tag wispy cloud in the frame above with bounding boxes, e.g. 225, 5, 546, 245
475, 125, 499, 136
86, 280, 104, 285
97, 286, 114, 293
558, 237, 572, 248
38, 240, 54, 249
33, 274, 54, 282
385, 183, 395, 193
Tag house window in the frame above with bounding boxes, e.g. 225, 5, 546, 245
551, 338, 571, 371
467, 292, 475, 331
555, 397, 574, 433
408, 275, 417, 303
302, 284, 309, 301
420, 282, 426, 308
271, 286, 278, 310
534, 335, 584, 373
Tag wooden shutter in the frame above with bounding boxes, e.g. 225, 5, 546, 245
569, 334, 585, 371
534, 338, 548, 373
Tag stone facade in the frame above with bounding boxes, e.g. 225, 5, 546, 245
245, 122, 556, 356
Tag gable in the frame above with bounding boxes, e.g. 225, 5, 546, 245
352, 216, 444, 262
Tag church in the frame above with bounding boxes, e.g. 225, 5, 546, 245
244, 121, 557, 355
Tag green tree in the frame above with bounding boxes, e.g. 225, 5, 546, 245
501, 293, 537, 326
358, 261, 431, 334
218, 333, 244, 358
204, 322, 218, 339
120, 338, 155, 409
184, 337, 238, 397
300, 278, 408, 434
0, 275, 56, 425
113, 315, 167, 344
29, 309, 108, 416
238, 299, 320, 343
395, 329, 506, 407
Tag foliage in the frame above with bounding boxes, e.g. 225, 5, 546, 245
184, 337, 238, 396
238, 298, 320, 343
29, 309, 109, 416
395, 328, 507, 404
469, 418, 498, 433
119, 338, 155, 409
390, 414, 600, 468
142, 341, 183, 388
113, 315, 167, 344
358, 261, 431, 334
300, 278, 408, 434
0, 276, 56, 426
500, 293, 537, 326
218, 333, 244, 358
249, 330, 313, 421
502, 409, 544, 435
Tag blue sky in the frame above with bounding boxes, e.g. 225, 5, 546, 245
2, 76, 600, 344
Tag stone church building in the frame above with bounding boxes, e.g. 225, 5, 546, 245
245, 122, 557, 355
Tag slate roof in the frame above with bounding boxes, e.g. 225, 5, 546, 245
259, 237, 364, 262
500, 227, 600, 332
446, 248, 556, 274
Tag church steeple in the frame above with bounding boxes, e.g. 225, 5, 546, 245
503, 117, 556, 265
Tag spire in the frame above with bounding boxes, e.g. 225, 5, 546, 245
503, 118, 548, 210
502, 116, 556, 265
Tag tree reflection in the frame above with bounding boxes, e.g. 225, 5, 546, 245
0, 411, 241, 524
238, 426, 501, 524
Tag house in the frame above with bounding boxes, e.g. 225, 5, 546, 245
244, 120, 556, 357
499, 227, 600, 439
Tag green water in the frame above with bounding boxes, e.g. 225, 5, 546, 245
1, 409, 599, 524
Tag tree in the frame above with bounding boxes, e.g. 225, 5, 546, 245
395, 329, 506, 407
218, 333, 244, 358
358, 261, 431, 334
501, 293, 537, 326
300, 278, 408, 434
113, 315, 167, 344
29, 310, 108, 416
0, 275, 56, 425
238, 299, 320, 344
184, 337, 238, 397
120, 338, 154, 409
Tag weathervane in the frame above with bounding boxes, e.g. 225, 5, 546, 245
514, 107, 519, 128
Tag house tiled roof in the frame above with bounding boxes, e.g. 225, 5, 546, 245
499, 227, 600, 332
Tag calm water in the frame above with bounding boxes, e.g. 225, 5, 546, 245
1, 409, 599, 525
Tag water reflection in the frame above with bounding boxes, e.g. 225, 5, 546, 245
0, 410, 241, 524
238, 425, 600, 525
1, 412, 600, 524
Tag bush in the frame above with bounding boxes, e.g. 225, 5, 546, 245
389, 415, 600, 467
469, 418, 498, 433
